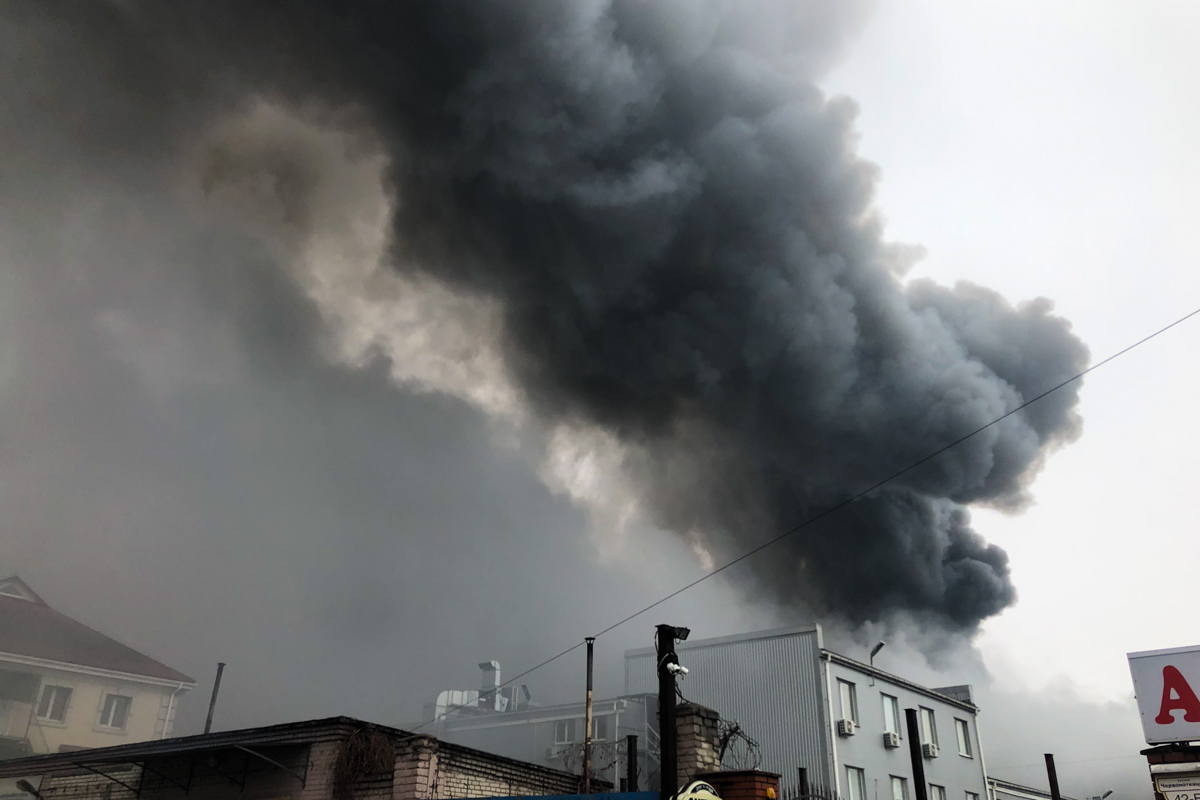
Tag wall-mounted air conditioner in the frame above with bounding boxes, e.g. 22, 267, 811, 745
922, 742, 939, 759
836, 719, 856, 737
882, 732, 900, 748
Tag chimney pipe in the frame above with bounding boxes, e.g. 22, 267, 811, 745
478, 661, 500, 712
1044, 754, 1062, 800
626, 734, 639, 792
905, 709, 928, 800
203, 662, 225, 735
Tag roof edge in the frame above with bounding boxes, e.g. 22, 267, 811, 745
821, 651, 977, 712
0, 650, 195, 689
624, 624, 823, 658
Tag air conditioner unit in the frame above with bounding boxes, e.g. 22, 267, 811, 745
836, 719, 856, 737
882, 732, 900, 749
922, 743, 939, 759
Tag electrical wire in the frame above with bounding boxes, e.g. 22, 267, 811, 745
408, 302, 1200, 734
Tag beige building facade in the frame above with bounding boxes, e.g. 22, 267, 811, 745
0, 576, 195, 758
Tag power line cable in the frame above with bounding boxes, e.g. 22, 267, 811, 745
410, 303, 1200, 733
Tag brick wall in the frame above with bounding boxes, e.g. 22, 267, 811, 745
676, 704, 721, 791
696, 770, 780, 800
34, 728, 587, 800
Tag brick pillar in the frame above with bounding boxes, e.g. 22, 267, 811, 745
394, 736, 440, 800
696, 770, 781, 800
676, 703, 721, 789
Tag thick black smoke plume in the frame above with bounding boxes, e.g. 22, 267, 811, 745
9, 1, 1088, 630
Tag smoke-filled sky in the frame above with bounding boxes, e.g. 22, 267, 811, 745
3, 0, 1198, 795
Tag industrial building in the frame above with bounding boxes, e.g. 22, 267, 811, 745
430, 663, 660, 790
625, 625, 989, 799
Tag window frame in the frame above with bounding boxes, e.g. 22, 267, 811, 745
553, 718, 577, 744
838, 679, 859, 724
97, 692, 133, 732
919, 706, 938, 746
890, 777, 908, 800
966, 792, 980, 800
845, 766, 867, 800
35, 684, 73, 725
881, 693, 901, 737
592, 715, 609, 741
929, 785, 947, 800
954, 718, 972, 757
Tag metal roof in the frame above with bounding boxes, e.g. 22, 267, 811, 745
0, 577, 194, 685
0, 716, 585, 782
987, 776, 1079, 800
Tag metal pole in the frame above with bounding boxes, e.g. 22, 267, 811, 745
1044, 754, 1062, 800
797, 768, 809, 799
203, 662, 225, 735
656, 626, 679, 800
627, 734, 639, 792
905, 709, 928, 800
584, 638, 595, 794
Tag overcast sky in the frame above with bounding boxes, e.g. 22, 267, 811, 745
822, 2, 1200, 789
4, 2, 1197, 796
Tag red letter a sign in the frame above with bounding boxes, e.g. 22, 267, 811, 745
1156, 665, 1200, 724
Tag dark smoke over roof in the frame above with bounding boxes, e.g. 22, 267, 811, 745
8, 0, 1087, 632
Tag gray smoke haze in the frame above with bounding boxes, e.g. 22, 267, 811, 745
0, 0, 1088, 638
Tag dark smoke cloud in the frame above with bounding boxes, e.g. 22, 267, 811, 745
3, 0, 1087, 635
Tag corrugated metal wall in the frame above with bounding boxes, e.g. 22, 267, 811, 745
624, 628, 830, 788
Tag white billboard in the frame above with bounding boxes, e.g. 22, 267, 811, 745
1129, 645, 1200, 745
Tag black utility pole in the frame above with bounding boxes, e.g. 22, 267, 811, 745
656, 624, 690, 800
626, 734, 639, 792
904, 709, 928, 800
584, 637, 595, 794
1044, 754, 1062, 800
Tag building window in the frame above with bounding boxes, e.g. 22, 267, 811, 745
845, 767, 866, 800
838, 680, 858, 724
965, 792, 979, 800
36, 685, 72, 723
890, 777, 908, 800
593, 716, 609, 741
882, 694, 901, 736
919, 706, 938, 746
98, 694, 132, 730
955, 718, 972, 757
929, 785, 946, 800
554, 718, 577, 744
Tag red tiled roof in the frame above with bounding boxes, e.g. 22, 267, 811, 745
0, 579, 194, 684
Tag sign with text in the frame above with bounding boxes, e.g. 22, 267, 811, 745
1129, 645, 1200, 744
1156, 775, 1200, 800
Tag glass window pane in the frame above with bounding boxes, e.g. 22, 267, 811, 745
955, 719, 971, 756
882, 695, 899, 735
920, 707, 937, 745
50, 687, 71, 721
846, 768, 865, 800
891, 777, 907, 800
839, 681, 857, 723
36, 687, 52, 718
111, 696, 130, 728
